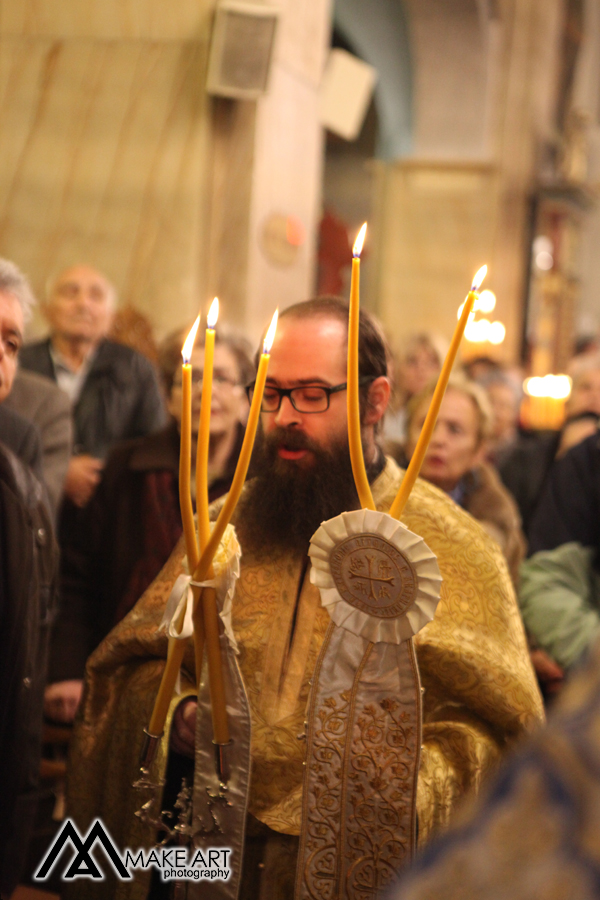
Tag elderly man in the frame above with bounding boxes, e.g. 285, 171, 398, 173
66, 299, 543, 900
20, 264, 166, 509
20, 264, 166, 720
0, 259, 58, 899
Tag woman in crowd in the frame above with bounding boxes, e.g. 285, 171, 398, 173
44, 324, 253, 723
402, 374, 526, 586
384, 332, 448, 444
401, 374, 565, 697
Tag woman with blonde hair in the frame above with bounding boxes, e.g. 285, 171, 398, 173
403, 374, 526, 586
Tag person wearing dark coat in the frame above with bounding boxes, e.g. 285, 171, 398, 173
19, 336, 165, 462
0, 257, 58, 898
18, 265, 166, 721
18, 265, 166, 512
0, 442, 57, 899
527, 429, 600, 557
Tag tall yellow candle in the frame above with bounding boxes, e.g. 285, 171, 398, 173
347, 223, 375, 511
192, 309, 279, 585
179, 316, 201, 568
147, 316, 200, 737
389, 265, 488, 521
196, 297, 219, 549
193, 297, 229, 745
191, 308, 278, 745
145, 309, 278, 743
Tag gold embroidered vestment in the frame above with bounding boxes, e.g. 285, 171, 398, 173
66, 459, 544, 900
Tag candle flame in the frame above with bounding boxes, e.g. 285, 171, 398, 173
471, 265, 488, 291
181, 315, 201, 364
207, 297, 219, 329
353, 222, 367, 258
263, 309, 278, 354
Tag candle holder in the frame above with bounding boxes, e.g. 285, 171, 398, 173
133, 772, 175, 847
133, 768, 233, 845
138, 728, 163, 773
213, 739, 233, 785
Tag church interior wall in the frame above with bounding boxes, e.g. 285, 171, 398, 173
1, 0, 599, 365
0, 0, 331, 347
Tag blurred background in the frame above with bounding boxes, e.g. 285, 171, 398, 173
1, 0, 599, 419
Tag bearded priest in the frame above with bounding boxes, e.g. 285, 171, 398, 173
65, 298, 543, 900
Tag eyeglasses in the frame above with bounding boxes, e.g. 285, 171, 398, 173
245, 377, 374, 413
173, 373, 241, 390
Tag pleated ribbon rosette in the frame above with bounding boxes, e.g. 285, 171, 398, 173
309, 509, 442, 643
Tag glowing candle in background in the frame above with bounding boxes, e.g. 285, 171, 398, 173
522, 374, 571, 430
389, 265, 488, 520
347, 222, 375, 511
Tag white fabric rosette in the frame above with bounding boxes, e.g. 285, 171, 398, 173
159, 523, 242, 653
309, 509, 441, 644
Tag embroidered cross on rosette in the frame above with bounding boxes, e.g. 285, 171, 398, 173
309, 508, 442, 643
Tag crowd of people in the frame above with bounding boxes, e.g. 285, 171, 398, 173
1, 253, 600, 898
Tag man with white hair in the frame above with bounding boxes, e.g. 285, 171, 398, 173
20, 264, 166, 509
0, 258, 44, 473
20, 264, 166, 717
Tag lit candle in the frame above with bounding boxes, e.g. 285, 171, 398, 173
194, 297, 227, 745
147, 316, 200, 737
179, 316, 201, 567
347, 222, 375, 511
145, 309, 278, 745
191, 308, 278, 745
196, 297, 219, 548
192, 309, 278, 584
389, 265, 488, 520
193, 298, 219, 705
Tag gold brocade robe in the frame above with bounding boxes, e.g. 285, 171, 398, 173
66, 459, 544, 900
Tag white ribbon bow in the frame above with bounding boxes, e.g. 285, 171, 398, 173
159, 573, 221, 640
159, 524, 242, 652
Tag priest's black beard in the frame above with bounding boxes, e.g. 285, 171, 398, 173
239, 426, 376, 557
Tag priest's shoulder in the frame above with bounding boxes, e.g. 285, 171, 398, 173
380, 455, 503, 552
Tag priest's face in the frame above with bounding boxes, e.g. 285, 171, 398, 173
261, 314, 349, 464
240, 313, 369, 555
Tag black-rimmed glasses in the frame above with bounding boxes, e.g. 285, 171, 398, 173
245, 377, 374, 413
